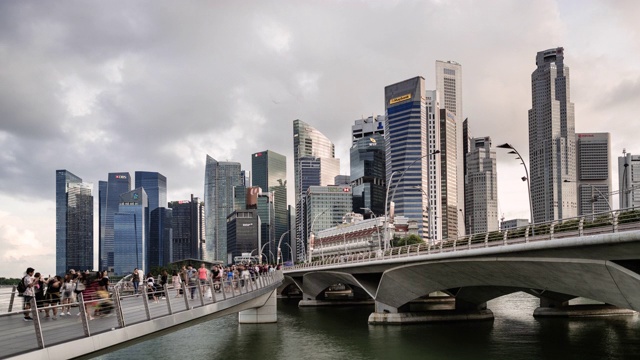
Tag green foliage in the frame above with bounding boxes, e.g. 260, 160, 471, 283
506, 227, 527, 239
618, 210, 640, 224
554, 219, 580, 233
533, 224, 551, 235
0, 277, 21, 286
487, 231, 503, 242
390, 234, 423, 248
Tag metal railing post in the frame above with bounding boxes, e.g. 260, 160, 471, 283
182, 282, 190, 310
8, 286, 16, 312
31, 297, 45, 349
209, 279, 218, 303
579, 216, 584, 236
484, 233, 489, 247
113, 287, 126, 328
525, 226, 530, 243
78, 293, 91, 337
613, 211, 619, 233
142, 285, 151, 320
197, 280, 205, 307
164, 284, 173, 314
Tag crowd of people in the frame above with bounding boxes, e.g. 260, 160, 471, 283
18, 263, 279, 321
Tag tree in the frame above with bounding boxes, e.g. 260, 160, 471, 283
390, 234, 423, 247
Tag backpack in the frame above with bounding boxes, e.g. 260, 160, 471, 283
17, 277, 27, 295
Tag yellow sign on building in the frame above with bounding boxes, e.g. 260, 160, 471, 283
389, 93, 412, 105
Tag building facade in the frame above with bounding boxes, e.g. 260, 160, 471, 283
618, 151, 640, 209
350, 133, 386, 219
293, 119, 340, 262
204, 156, 243, 263
528, 47, 577, 222
440, 109, 458, 240
576, 133, 612, 215
425, 90, 442, 243
99, 172, 131, 271
135, 171, 170, 269
226, 210, 260, 264
113, 188, 148, 276
168, 195, 205, 262
384, 76, 429, 239
352, 115, 385, 144
305, 185, 353, 261
464, 137, 499, 234
56, 170, 93, 275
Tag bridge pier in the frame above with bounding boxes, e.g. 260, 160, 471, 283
368, 298, 494, 325
238, 290, 278, 324
534, 297, 636, 317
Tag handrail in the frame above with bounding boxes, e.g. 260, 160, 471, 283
0, 271, 284, 359
285, 209, 640, 271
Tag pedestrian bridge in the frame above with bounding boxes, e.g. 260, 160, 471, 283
283, 210, 640, 323
0, 271, 283, 359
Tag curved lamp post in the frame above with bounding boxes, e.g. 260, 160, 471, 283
308, 209, 327, 262
564, 179, 612, 214
497, 143, 534, 235
276, 230, 291, 266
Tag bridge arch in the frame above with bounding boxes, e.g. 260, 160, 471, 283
300, 271, 377, 300
375, 257, 640, 311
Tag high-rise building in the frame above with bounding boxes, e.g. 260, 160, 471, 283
352, 115, 385, 145
436, 60, 464, 235
305, 185, 353, 261
56, 170, 93, 275
462, 118, 471, 233
204, 156, 243, 263
384, 76, 429, 240
440, 109, 458, 240
425, 90, 442, 243
168, 195, 205, 262
350, 134, 386, 219
113, 188, 148, 276
251, 150, 288, 265
528, 47, 577, 222
135, 172, 171, 269
464, 137, 499, 234
293, 120, 340, 262
576, 133, 611, 215
99, 172, 131, 271
226, 209, 260, 263
619, 151, 640, 209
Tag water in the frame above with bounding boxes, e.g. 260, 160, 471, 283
93, 293, 640, 360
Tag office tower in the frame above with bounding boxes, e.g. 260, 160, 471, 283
135, 171, 170, 269
226, 209, 260, 263
113, 188, 148, 276
305, 185, 353, 261
204, 156, 243, 263
168, 196, 205, 262
293, 120, 340, 262
619, 151, 640, 209
334, 175, 350, 186
99, 172, 131, 271
529, 47, 577, 222
256, 192, 275, 262
425, 90, 442, 243
464, 137, 499, 234
251, 150, 288, 265
462, 118, 471, 233
440, 109, 458, 239
576, 133, 612, 215
384, 76, 429, 240
352, 115, 385, 145
436, 60, 464, 235
56, 170, 93, 275
350, 134, 386, 219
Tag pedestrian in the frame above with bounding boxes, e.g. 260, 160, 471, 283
198, 263, 208, 296
160, 270, 168, 299
132, 268, 140, 295
60, 274, 74, 316
171, 270, 182, 297
21, 267, 35, 321
33, 273, 45, 309
186, 265, 197, 299
146, 272, 158, 303
44, 275, 62, 319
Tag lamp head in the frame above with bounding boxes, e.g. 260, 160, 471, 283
521, 176, 527, 182
497, 143, 514, 150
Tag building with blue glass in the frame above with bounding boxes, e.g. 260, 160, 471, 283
204, 156, 243, 264
384, 76, 428, 239
350, 133, 386, 219
135, 171, 170, 269
168, 195, 205, 262
56, 170, 94, 275
99, 172, 131, 271
113, 188, 148, 276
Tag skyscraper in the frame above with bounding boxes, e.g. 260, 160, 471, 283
99, 172, 131, 271
464, 137, 499, 234
305, 185, 353, 261
350, 133, 386, 219
440, 109, 458, 240
56, 170, 93, 274
351, 115, 385, 145
204, 156, 243, 263
168, 195, 205, 262
251, 150, 288, 264
619, 151, 640, 209
113, 187, 148, 276
425, 90, 442, 243
135, 171, 170, 269
576, 133, 611, 215
384, 76, 428, 239
436, 60, 464, 235
528, 47, 577, 222
293, 119, 340, 262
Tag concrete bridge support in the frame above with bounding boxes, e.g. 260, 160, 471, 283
238, 290, 278, 323
368, 297, 494, 325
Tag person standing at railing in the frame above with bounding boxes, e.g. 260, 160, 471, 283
33, 273, 45, 310
160, 270, 168, 299
198, 263, 208, 298
171, 270, 182, 298
186, 265, 197, 300
60, 274, 74, 316
44, 275, 62, 319
21, 267, 35, 321
132, 268, 140, 296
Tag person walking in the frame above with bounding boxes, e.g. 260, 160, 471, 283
44, 276, 62, 319
132, 268, 140, 296
60, 274, 74, 316
21, 267, 35, 321
171, 270, 181, 297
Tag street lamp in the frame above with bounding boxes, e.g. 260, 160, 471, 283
284, 243, 294, 263
259, 242, 269, 265
563, 180, 612, 214
412, 186, 435, 244
361, 207, 381, 252
276, 230, 291, 266
497, 143, 535, 235
308, 209, 327, 262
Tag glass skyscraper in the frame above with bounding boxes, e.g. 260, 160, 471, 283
350, 134, 386, 219
113, 188, 148, 275
528, 47, 577, 222
168, 195, 205, 262
293, 119, 340, 262
135, 171, 170, 268
251, 150, 288, 264
384, 76, 429, 239
204, 155, 243, 263
99, 172, 131, 271
56, 170, 93, 275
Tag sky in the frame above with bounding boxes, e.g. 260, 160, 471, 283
1, 0, 639, 278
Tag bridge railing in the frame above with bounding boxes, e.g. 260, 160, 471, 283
287, 209, 640, 271
0, 271, 283, 359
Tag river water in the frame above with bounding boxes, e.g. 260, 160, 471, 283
94, 293, 640, 360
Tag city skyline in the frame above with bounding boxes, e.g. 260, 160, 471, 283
1, 1, 639, 277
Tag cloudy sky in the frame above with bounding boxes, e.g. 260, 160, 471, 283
1, 0, 639, 277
